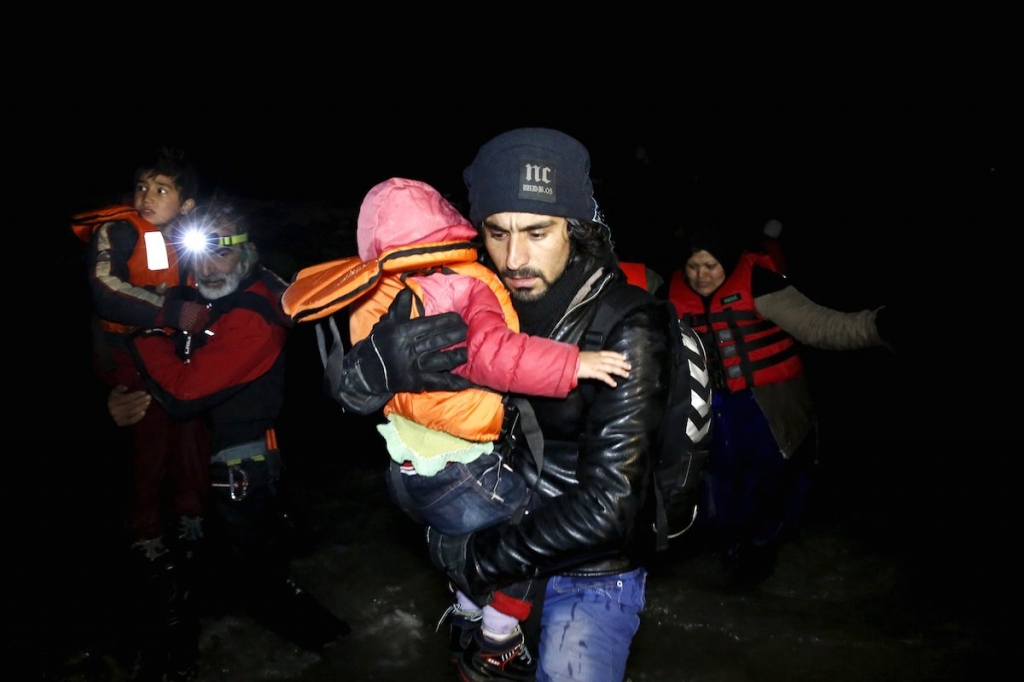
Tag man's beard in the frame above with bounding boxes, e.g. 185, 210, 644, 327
501, 268, 551, 303
197, 260, 247, 300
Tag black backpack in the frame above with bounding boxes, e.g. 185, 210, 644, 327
582, 284, 713, 552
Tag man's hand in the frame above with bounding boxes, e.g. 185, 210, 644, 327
107, 384, 151, 427
332, 288, 472, 414
426, 526, 492, 607
372, 287, 472, 392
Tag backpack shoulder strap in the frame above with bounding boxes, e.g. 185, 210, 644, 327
583, 283, 655, 350
581, 282, 713, 552
580, 284, 656, 405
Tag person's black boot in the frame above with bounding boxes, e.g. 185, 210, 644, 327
723, 538, 779, 590
129, 539, 199, 681
163, 582, 199, 681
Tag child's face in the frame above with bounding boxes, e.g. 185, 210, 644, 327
133, 172, 194, 229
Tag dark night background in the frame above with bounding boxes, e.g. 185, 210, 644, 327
16, 17, 1017, 680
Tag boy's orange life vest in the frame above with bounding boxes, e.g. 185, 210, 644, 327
72, 205, 190, 334
282, 240, 519, 442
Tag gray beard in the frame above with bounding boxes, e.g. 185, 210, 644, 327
197, 261, 246, 300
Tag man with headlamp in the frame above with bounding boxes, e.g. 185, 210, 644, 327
122, 200, 350, 675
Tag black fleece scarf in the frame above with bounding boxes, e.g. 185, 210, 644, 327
515, 256, 604, 337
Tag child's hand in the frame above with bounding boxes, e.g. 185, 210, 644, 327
578, 351, 632, 388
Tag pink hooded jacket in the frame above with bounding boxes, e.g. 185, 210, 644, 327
353, 177, 580, 442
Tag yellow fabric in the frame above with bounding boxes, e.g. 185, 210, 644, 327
377, 413, 493, 477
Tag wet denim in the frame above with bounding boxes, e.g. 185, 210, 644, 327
536, 567, 646, 682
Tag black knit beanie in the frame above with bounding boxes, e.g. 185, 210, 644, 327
463, 128, 603, 227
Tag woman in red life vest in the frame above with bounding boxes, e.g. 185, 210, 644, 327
666, 224, 894, 588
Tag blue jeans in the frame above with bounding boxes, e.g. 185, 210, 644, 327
388, 452, 536, 604
701, 389, 812, 547
387, 451, 530, 536
536, 567, 646, 682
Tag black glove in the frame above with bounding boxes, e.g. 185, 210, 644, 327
333, 287, 472, 414
377, 287, 472, 389
426, 526, 492, 607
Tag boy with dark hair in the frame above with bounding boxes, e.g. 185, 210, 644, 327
71, 148, 214, 679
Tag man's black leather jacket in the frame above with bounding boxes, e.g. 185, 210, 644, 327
466, 266, 672, 595
335, 265, 672, 596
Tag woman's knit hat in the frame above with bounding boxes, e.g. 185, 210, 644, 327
463, 128, 603, 227
682, 224, 748, 276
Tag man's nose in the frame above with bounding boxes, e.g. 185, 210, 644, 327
505, 234, 528, 270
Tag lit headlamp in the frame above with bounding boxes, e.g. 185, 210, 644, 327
181, 228, 250, 255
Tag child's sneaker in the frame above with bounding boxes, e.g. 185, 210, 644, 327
458, 625, 536, 681
436, 602, 483, 664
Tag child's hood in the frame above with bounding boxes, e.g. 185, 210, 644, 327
357, 177, 477, 260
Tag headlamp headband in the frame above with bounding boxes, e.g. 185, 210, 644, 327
180, 227, 250, 255
212, 233, 249, 247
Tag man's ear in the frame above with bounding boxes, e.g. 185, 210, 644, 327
180, 198, 196, 215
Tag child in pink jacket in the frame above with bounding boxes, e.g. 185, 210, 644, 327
351, 177, 631, 672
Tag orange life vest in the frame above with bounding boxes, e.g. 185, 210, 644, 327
618, 261, 648, 290
72, 206, 189, 334
283, 240, 519, 442
668, 251, 802, 392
